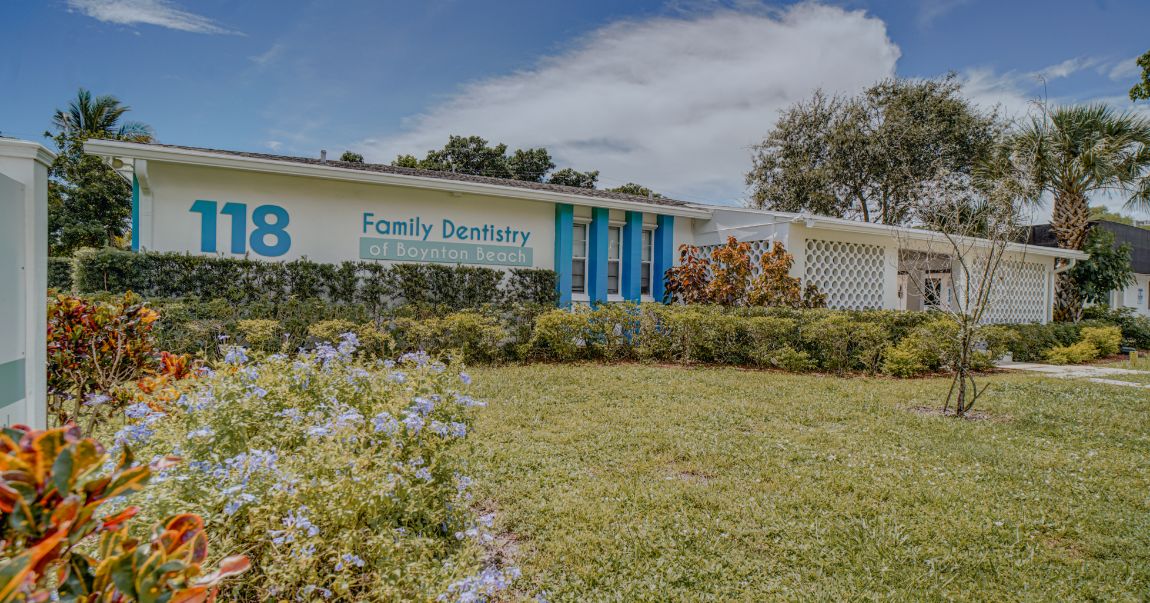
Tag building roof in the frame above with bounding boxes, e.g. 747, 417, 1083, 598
83, 140, 706, 215
1030, 220, 1150, 274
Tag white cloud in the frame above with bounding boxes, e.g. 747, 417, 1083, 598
358, 3, 899, 204
265, 140, 284, 152
250, 43, 286, 67
67, 0, 239, 34
1107, 56, 1141, 81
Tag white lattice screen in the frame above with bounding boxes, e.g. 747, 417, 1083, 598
974, 259, 1047, 324
697, 240, 777, 280
803, 239, 886, 310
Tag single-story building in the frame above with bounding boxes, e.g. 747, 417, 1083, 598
84, 140, 1084, 323
1031, 220, 1150, 317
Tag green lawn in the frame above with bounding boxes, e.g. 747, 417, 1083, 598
1098, 355, 1150, 385
469, 365, 1150, 601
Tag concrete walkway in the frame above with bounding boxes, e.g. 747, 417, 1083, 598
998, 362, 1150, 390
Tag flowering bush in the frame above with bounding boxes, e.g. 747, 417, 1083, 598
115, 336, 515, 601
0, 424, 248, 601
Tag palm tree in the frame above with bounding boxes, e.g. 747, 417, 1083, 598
1009, 103, 1150, 321
51, 88, 153, 142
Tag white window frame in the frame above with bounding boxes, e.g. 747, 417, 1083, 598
571, 220, 589, 301
607, 224, 623, 298
641, 228, 654, 300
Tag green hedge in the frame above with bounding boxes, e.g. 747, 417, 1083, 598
68, 248, 557, 313
48, 257, 74, 292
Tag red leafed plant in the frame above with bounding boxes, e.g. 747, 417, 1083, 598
0, 425, 248, 602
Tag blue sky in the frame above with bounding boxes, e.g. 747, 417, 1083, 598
3, 0, 1149, 215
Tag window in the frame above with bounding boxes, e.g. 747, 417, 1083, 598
572, 223, 587, 295
641, 229, 653, 296
923, 277, 942, 308
607, 226, 622, 295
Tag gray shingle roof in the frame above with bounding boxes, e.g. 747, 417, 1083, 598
145, 143, 694, 210
1030, 220, 1150, 274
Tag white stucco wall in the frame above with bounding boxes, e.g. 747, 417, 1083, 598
142, 162, 559, 269
1113, 273, 1150, 317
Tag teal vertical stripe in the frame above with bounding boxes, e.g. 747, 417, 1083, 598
0, 359, 25, 408
131, 174, 140, 251
588, 207, 609, 305
553, 204, 574, 306
653, 215, 675, 303
622, 211, 643, 301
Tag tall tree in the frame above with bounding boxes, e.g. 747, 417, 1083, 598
393, 135, 567, 183
1130, 50, 1150, 102
608, 183, 663, 198
746, 76, 1000, 225
1007, 104, 1150, 321
546, 168, 598, 189
46, 89, 153, 255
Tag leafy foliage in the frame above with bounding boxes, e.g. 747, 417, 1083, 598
1130, 49, 1150, 102
1068, 228, 1136, 305
607, 183, 662, 198
664, 237, 826, 308
337, 151, 363, 163
546, 168, 599, 189
746, 76, 1000, 225
67, 248, 558, 312
0, 424, 247, 602
46, 294, 162, 430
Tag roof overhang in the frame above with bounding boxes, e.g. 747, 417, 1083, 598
799, 213, 1087, 260
0, 138, 56, 166
83, 139, 714, 219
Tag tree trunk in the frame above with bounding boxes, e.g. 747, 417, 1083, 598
1050, 190, 1090, 322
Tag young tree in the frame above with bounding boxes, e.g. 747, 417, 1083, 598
746, 76, 1000, 225
46, 89, 153, 255
339, 151, 364, 163
898, 197, 1030, 416
1006, 103, 1150, 321
1069, 228, 1136, 305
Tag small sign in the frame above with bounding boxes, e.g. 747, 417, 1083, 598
359, 237, 533, 267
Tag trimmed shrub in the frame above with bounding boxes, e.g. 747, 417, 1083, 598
526, 308, 592, 361
404, 312, 506, 363
882, 345, 929, 377
744, 316, 800, 366
236, 318, 282, 352
1044, 341, 1099, 365
1080, 325, 1123, 357
67, 247, 558, 312
801, 313, 889, 373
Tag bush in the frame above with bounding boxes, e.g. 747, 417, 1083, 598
801, 313, 889, 373
1080, 325, 1122, 357
236, 318, 282, 352
67, 247, 559, 312
116, 342, 512, 601
1044, 340, 1100, 365
526, 308, 592, 361
882, 345, 929, 377
1082, 306, 1149, 349
403, 312, 507, 363
744, 316, 800, 366
308, 319, 393, 358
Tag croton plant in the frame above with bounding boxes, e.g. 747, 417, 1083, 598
0, 424, 248, 602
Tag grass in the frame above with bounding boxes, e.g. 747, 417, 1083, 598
469, 364, 1150, 601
